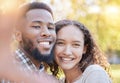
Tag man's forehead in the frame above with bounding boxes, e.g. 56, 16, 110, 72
26, 9, 52, 18
25, 9, 54, 23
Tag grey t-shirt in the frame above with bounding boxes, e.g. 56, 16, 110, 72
60, 64, 112, 83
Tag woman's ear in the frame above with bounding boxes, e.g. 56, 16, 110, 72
83, 45, 87, 54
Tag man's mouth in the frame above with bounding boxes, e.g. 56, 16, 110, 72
37, 41, 52, 49
39, 42, 50, 45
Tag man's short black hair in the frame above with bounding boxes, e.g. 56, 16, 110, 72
15, 2, 53, 28
19, 2, 53, 17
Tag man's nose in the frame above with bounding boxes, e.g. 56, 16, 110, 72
63, 46, 72, 56
40, 26, 51, 37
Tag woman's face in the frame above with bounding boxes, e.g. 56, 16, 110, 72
54, 25, 86, 71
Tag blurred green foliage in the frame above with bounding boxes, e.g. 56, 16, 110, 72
111, 64, 120, 83
66, 0, 120, 55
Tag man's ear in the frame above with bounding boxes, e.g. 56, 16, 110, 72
14, 29, 22, 42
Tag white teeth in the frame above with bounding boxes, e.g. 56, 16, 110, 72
39, 42, 49, 45
62, 58, 72, 61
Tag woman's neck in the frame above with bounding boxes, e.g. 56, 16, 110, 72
64, 66, 82, 83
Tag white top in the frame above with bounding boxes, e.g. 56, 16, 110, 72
60, 64, 112, 83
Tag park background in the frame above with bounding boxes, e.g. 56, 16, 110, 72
0, 0, 120, 83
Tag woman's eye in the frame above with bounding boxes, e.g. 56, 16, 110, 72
48, 26, 55, 30
73, 44, 80, 47
48, 27, 53, 30
48, 24, 55, 30
56, 42, 64, 45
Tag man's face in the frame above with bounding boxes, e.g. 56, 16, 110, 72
20, 9, 56, 57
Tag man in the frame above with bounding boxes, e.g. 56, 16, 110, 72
0, 2, 58, 83
14, 1, 56, 72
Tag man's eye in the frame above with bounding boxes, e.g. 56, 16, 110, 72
32, 26, 41, 29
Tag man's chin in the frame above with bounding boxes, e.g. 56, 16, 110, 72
37, 47, 52, 56
40, 51, 51, 56
31, 48, 54, 64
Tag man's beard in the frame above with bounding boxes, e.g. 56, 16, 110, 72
31, 48, 54, 64
21, 37, 54, 64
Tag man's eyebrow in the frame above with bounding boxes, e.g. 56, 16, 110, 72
31, 21, 54, 25
32, 21, 42, 24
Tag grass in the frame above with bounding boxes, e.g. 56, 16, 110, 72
111, 64, 120, 83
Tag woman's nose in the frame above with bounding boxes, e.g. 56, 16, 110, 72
63, 46, 72, 56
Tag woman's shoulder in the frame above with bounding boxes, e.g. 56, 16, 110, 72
86, 64, 104, 71
83, 64, 109, 78
81, 64, 112, 83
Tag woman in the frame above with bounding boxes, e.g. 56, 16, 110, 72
53, 20, 112, 83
